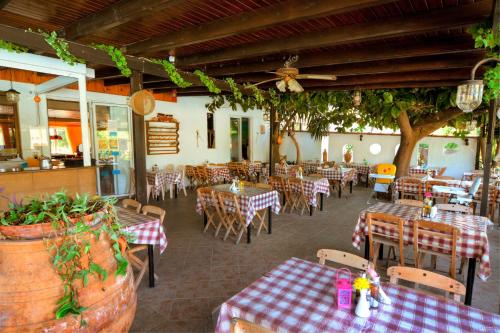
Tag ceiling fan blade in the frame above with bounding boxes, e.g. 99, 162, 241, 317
276, 80, 286, 92
253, 78, 281, 86
287, 79, 304, 93
295, 74, 337, 80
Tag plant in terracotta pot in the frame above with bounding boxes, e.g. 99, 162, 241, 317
0, 191, 137, 332
343, 144, 353, 163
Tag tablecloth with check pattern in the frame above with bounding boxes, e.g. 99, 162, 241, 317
352, 202, 492, 279
275, 164, 300, 177
344, 162, 376, 177
318, 167, 358, 187
147, 170, 183, 197
117, 206, 167, 253
207, 166, 232, 183
409, 166, 438, 177
246, 162, 262, 176
195, 185, 281, 226
216, 257, 499, 333
299, 161, 322, 174
274, 176, 330, 206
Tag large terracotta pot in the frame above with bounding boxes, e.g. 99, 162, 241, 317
0, 224, 136, 332
344, 151, 352, 163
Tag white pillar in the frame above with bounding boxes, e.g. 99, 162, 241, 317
78, 76, 91, 166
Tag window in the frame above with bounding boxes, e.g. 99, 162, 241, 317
369, 143, 382, 155
207, 113, 215, 148
0, 99, 20, 157
49, 127, 73, 155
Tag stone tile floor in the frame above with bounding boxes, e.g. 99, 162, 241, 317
130, 186, 500, 333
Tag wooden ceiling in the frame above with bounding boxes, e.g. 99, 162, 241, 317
0, 0, 495, 95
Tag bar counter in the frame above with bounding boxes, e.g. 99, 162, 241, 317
0, 166, 96, 210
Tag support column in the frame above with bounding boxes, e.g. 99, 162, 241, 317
131, 71, 147, 203
77, 76, 91, 166
480, 98, 497, 217
269, 107, 275, 176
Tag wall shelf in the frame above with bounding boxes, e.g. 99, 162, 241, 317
146, 120, 179, 155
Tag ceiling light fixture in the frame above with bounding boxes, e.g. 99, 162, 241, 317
5, 69, 20, 104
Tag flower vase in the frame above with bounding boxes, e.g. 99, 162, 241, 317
355, 289, 371, 318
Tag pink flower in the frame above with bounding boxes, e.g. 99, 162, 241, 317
424, 192, 432, 198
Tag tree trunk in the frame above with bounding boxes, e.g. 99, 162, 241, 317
288, 132, 301, 164
394, 133, 417, 178
271, 125, 281, 165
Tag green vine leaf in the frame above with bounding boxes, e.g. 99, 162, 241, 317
150, 58, 192, 88
0, 40, 28, 53
225, 77, 242, 101
93, 44, 131, 77
244, 84, 265, 105
194, 69, 221, 94
40, 30, 85, 66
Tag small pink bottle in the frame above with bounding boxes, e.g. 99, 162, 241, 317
336, 268, 352, 309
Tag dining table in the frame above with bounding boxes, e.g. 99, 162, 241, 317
206, 165, 232, 183
344, 162, 376, 187
216, 257, 500, 333
195, 184, 281, 243
117, 206, 168, 288
146, 169, 183, 199
317, 167, 358, 198
352, 201, 493, 306
409, 166, 438, 177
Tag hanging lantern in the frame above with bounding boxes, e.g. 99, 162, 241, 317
5, 69, 20, 104
456, 80, 484, 113
353, 90, 361, 107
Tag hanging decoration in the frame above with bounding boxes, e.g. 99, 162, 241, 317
93, 44, 131, 77
129, 89, 156, 116
5, 69, 20, 104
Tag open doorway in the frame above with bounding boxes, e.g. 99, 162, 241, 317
229, 117, 250, 161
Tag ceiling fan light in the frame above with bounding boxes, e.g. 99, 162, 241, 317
288, 79, 303, 93
276, 80, 286, 92
353, 90, 361, 107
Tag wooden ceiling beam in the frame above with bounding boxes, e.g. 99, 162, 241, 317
177, 1, 492, 67
203, 36, 476, 76
126, 0, 394, 55
0, 0, 12, 10
62, 0, 188, 40
0, 24, 254, 95
304, 81, 462, 91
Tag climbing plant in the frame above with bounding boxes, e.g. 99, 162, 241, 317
194, 69, 221, 94
93, 44, 131, 77
40, 30, 84, 65
0, 40, 28, 53
225, 77, 242, 101
150, 58, 192, 88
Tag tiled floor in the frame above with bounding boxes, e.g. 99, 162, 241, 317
130, 186, 500, 333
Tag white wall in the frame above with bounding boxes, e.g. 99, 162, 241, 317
280, 132, 477, 179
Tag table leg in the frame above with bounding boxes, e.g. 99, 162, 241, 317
247, 224, 252, 243
174, 184, 178, 199
465, 258, 476, 306
203, 212, 207, 227
378, 244, 384, 260
282, 192, 286, 206
364, 235, 370, 260
320, 193, 324, 211
350, 180, 353, 194
268, 206, 272, 234
309, 204, 313, 216
338, 182, 342, 198
147, 245, 155, 288
366, 174, 369, 188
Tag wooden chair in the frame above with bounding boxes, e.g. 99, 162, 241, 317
434, 175, 455, 180
175, 164, 188, 197
128, 167, 136, 198
387, 266, 466, 303
287, 178, 310, 215
395, 199, 423, 207
366, 212, 405, 269
317, 249, 369, 271
425, 180, 448, 203
231, 318, 274, 333
195, 166, 210, 187
401, 178, 423, 201
435, 203, 473, 215
255, 183, 272, 190
413, 220, 458, 279
217, 192, 246, 244
185, 165, 196, 189
197, 187, 223, 235
128, 205, 166, 289
437, 167, 447, 177
240, 180, 254, 188
121, 198, 141, 213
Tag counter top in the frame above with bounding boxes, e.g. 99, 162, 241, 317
0, 165, 96, 174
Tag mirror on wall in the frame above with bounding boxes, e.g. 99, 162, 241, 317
0, 95, 20, 160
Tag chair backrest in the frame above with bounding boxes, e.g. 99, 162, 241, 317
425, 180, 448, 194
217, 191, 244, 223
287, 177, 305, 195
435, 203, 472, 214
268, 176, 284, 191
376, 164, 396, 184
413, 220, 458, 276
401, 177, 423, 200
316, 249, 369, 271
255, 183, 272, 190
122, 198, 141, 213
387, 266, 466, 303
434, 175, 455, 180
185, 165, 196, 177
142, 205, 166, 224
165, 164, 174, 171
366, 212, 405, 250
437, 167, 447, 176
231, 318, 274, 333
395, 199, 423, 207
469, 176, 482, 196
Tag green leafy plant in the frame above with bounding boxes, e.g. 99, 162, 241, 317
40, 31, 84, 65
0, 40, 28, 53
225, 77, 242, 101
244, 84, 265, 104
0, 191, 132, 319
444, 142, 459, 150
150, 58, 192, 88
194, 69, 221, 94
93, 44, 131, 77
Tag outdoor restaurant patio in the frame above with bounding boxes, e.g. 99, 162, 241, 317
0, 0, 499, 333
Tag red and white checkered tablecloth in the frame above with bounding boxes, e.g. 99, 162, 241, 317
274, 164, 300, 177
318, 167, 358, 187
216, 257, 500, 333
117, 206, 168, 253
195, 185, 281, 226
246, 162, 262, 176
279, 176, 330, 206
409, 166, 438, 177
147, 170, 183, 197
344, 163, 376, 176
207, 166, 232, 183
352, 202, 493, 279
299, 161, 322, 174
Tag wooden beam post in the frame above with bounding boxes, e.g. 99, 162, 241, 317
130, 71, 147, 204
269, 107, 275, 177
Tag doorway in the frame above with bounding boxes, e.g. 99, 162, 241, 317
229, 117, 250, 161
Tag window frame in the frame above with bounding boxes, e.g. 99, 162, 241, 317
0, 93, 21, 157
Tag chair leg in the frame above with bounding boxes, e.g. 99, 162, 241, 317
169, 184, 174, 199
431, 255, 437, 269
372, 243, 381, 270
458, 256, 467, 275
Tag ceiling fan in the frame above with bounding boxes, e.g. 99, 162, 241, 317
253, 55, 337, 93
